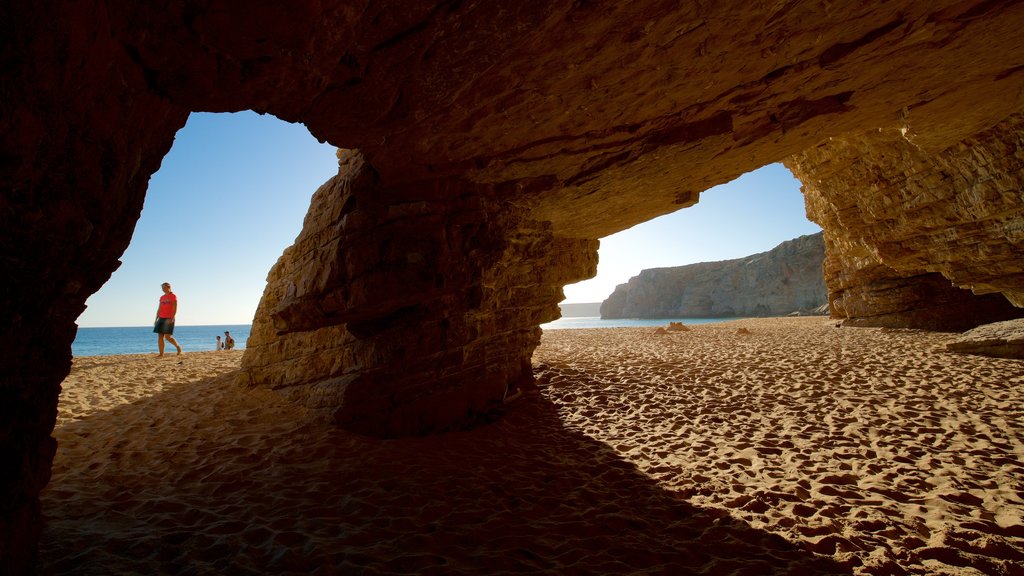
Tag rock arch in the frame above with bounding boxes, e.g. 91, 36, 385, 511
4, 1, 1024, 571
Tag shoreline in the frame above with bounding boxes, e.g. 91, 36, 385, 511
43, 317, 1024, 574
71, 325, 252, 358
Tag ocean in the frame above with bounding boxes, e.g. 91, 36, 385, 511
71, 318, 738, 356
72, 324, 252, 357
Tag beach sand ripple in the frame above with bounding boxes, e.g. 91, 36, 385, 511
40, 319, 1023, 575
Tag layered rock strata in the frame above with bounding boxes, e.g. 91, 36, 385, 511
601, 233, 827, 319
5, 2, 1024, 571
239, 150, 597, 437
946, 318, 1024, 358
787, 114, 1024, 330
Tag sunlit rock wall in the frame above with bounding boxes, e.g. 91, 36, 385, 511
240, 150, 597, 436
787, 114, 1024, 330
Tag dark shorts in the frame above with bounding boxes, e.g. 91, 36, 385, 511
154, 318, 175, 335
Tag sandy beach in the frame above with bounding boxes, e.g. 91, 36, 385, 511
39, 318, 1023, 575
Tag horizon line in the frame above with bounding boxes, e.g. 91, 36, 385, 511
77, 322, 253, 330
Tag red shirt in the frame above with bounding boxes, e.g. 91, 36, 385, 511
158, 292, 177, 318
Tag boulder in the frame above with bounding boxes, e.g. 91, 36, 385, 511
945, 319, 1024, 359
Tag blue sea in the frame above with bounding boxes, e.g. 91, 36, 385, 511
71, 318, 739, 356
541, 317, 741, 330
72, 324, 252, 357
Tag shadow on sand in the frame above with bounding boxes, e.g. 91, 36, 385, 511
40, 370, 843, 575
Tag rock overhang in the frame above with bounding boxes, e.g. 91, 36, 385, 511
5, 1, 1024, 572
102, 1, 1024, 236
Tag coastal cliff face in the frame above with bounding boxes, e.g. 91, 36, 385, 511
601, 234, 826, 319
5, 2, 1024, 569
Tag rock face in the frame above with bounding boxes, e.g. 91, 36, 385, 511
946, 319, 1024, 358
601, 233, 827, 319
787, 114, 1024, 330
239, 150, 597, 436
5, 2, 1024, 570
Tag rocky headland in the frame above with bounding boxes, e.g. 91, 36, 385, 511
601, 233, 827, 319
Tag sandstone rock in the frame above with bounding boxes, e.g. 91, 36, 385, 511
788, 115, 1024, 331
6, 2, 1024, 570
602, 234, 827, 319
667, 322, 690, 332
945, 319, 1024, 359
239, 150, 599, 437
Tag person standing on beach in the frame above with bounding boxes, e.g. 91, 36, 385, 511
224, 330, 235, 350
154, 282, 182, 356
215, 335, 223, 351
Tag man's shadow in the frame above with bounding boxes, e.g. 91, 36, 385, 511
40, 371, 844, 575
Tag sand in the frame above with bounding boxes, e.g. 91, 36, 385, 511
39, 318, 1024, 575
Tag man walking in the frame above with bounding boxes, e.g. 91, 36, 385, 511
154, 282, 183, 356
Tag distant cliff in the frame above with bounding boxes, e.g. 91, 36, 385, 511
601, 233, 827, 319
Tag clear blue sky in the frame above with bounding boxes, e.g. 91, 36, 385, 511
77, 112, 820, 327
77, 112, 340, 327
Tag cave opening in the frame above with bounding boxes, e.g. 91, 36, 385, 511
9, 1, 1024, 570
44, 109, 344, 567
74, 111, 339, 344
557, 163, 823, 321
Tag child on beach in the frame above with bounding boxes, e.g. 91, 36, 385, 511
216, 335, 223, 351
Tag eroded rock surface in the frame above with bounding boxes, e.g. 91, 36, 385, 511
788, 114, 1024, 330
946, 318, 1024, 358
239, 150, 597, 436
6, 2, 1024, 571
601, 233, 827, 319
